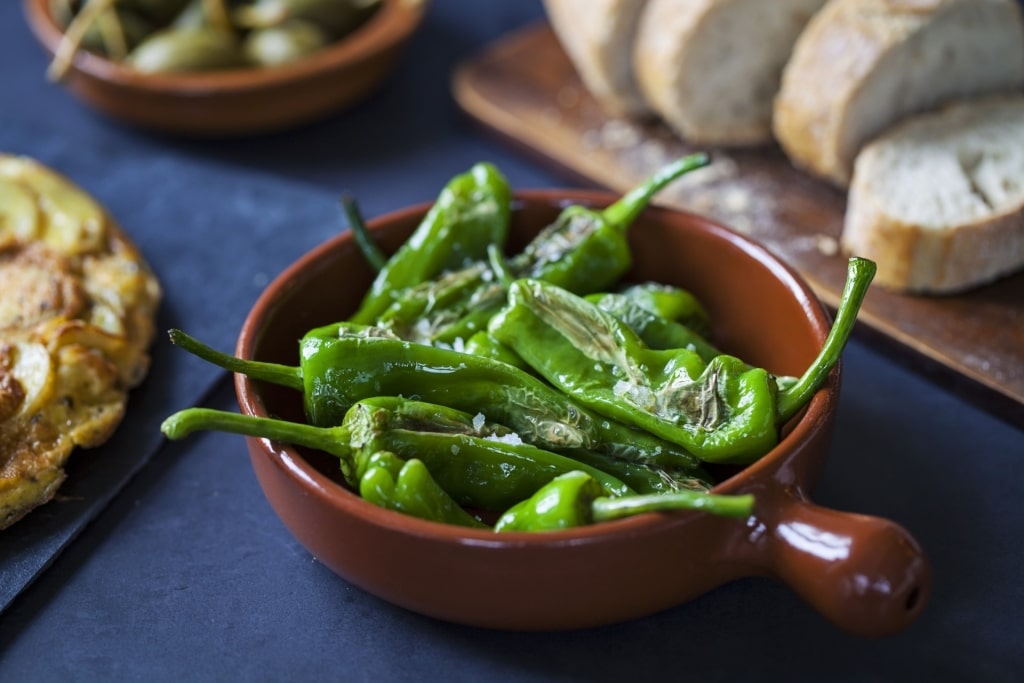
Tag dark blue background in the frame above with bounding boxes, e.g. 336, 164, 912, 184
1, 1, 1022, 680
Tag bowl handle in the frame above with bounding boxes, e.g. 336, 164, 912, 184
737, 486, 931, 638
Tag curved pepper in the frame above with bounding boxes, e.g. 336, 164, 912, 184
586, 291, 801, 394
298, 326, 711, 479
346, 364, 714, 495
561, 448, 710, 494
507, 153, 710, 293
358, 451, 487, 528
585, 290, 721, 361
593, 282, 712, 335
375, 260, 506, 344
488, 258, 876, 464
368, 154, 711, 344
462, 330, 531, 372
494, 470, 754, 532
159, 396, 634, 511
166, 325, 713, 483
348, 162, 511, 325
608, 282, 712, 336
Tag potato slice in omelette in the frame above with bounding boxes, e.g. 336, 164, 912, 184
0, 154, 161, 529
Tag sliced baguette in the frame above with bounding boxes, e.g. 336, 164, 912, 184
543, 0, 651, 117
842, 96, 1024, 294
774, 0, 1024, 188
633, 0, 826, 146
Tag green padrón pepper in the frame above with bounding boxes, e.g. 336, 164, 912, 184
167, 325, 713, 483
349, 162, 511, 325
368, 153, 710, 344
160, 396, 634, 511
506, 153, 709, 293
489, 257, 876, 464
585, 289, 721, 361
358, 451, 487, 528
590, 282, 712, 337
494, 470, 754, 532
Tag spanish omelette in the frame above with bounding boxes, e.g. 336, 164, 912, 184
0, 154, 161, 529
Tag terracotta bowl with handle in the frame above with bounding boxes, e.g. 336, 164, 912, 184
23, 0, 426, 136
233, 190, 930, 637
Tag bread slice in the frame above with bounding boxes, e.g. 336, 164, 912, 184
633, 0, 826, 146
842, 96, 1024, 294
774, 0, 1024, 188
543, 0, 651, 117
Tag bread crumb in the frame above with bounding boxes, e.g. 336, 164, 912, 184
786, 233, 841, 256
639, 139, 672, 169
815, 234, 839, 256
599, 119, 644, 149
722, 187, 751, 212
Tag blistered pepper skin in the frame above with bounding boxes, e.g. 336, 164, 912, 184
349, 162, 511, 325
164, 326, 714, 492
585, 290, 721, 361
507, 153, 710, 295
159, 397, 635, 514
299, 326, 712, 481
489, 259, 875, 465
489, 279, 779, 464
366, 154, 711, 346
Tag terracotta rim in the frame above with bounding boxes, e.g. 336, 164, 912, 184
24, 0, 427, 93
235, 190, 837, 548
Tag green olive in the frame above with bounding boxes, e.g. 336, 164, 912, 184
244, 20, 328, 67
48, 0, 77, 29
170, 0, 208, 29
235, 0, 381, 39
119, 0, 192, 25
79, 9, 155, 58
170, 0, 240, 31
125, 27, 249, 73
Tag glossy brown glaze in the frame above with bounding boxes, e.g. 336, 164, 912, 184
235, 191, 930, 636
23, 0, 426, 137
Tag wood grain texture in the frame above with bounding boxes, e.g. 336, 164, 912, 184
451, 23, 1023, 428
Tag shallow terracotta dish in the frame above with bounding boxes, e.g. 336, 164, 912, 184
234, 190, 930, 637
23, 0, 426, 136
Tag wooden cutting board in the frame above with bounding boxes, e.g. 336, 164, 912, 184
452, 23, 1023, 428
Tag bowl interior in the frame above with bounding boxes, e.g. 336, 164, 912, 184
238, 190, 832, 503
231, 190, 840, 629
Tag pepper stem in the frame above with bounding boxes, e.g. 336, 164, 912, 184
343, 195, 387, 273
168, 329, 303, 391
601, 153, 711, 229
46, 0, 119, 82
591, 490, 755, 521
776, 257, 877, 423
161, 408, 353, 463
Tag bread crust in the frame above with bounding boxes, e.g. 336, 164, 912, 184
774, 0, 1024, 187
543, 0, 651, 116
635, 0, 825, 146
842, 97, 1024, 293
